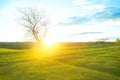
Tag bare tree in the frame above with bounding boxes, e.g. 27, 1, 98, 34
18, 8, 48, 44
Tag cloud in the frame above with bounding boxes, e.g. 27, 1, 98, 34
94, 7, 120, 20
80, 32, 102, 35
59, 7, 120, 25
73, 0, 107, 10
73, 0, 107, 6
70, 32, 102, 37
73, 0, 88, 5
59, 16, 89, 25
81, 5, 105, 10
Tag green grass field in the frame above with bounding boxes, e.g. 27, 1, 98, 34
0, 42, 120, 80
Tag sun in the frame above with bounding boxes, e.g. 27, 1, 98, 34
44, 40, 54, 47
43, 38, 55, 47
43, 27, 60, 47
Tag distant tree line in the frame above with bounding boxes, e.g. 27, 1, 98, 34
115, 38, 120, 43
95, 38, 120, 44
96, 38, 108, 43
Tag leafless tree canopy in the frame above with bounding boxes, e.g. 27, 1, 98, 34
19, 8, 48, 43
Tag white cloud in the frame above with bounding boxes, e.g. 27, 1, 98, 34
73, 0, 107, 10
81, 4, 105, 10
73, 0, 88, 5
56, 19, 120, 42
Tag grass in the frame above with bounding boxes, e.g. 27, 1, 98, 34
0, 42, 120, 80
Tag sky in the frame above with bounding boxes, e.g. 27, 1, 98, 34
0, 0, 120, 42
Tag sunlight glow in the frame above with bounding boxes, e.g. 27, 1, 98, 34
43, 28, 58, 47
31, 40, 59, 60
44, 39, 55, 47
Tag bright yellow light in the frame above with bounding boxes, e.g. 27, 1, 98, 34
43, 30, 57, 47
44, 40, 54, 47
31, 41, 58, 59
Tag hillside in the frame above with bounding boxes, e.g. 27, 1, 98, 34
0, 42, 120, 80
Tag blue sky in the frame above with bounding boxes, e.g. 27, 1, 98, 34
0, 0, 120, 42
